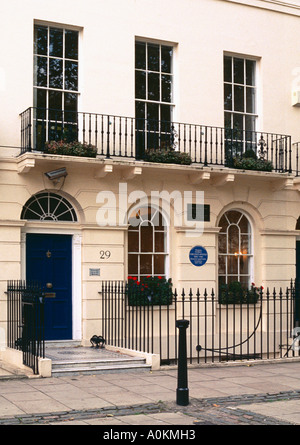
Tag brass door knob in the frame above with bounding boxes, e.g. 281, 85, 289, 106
46, 283, 53, 289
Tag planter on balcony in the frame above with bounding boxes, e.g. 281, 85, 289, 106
232, 149, 273, 172
143, 149, 192, 165
127, 276, 173, 306
219, 281, 261, 304
44, 140, 97, 158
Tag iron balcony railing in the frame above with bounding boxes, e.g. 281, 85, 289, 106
20, 107, 292, 173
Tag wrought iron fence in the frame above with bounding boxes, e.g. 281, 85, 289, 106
6, 280, 45, 375
101, 280, 300, 365
20, 107, 292, 173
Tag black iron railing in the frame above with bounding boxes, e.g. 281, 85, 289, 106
101, 280, 300, 365
6, 280, 45, 375
20, 107, 292, 173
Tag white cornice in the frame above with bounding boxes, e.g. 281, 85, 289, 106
218, 0, 300, 16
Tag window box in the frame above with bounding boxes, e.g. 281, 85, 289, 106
219, 281, 261, 305
143, 149, 192, 165
233, 156, 273, 172
44, 140, 97, 157
127, 276, 173, 306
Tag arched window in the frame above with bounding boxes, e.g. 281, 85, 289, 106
128, 206, 168, 280
218, 210, 252, 289
21, 192, 77, 222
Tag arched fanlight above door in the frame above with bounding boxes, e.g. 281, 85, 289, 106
21, 192, 77, 222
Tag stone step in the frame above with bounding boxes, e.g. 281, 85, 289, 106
44, 342, 151, 376
51, 362, 151, 376
45, 340, 82, 349
52, 357, 147, 369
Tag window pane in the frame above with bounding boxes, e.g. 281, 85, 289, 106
34, 89, 46, 118
228, 255, 238, 274
128, 230, 139, 252
224, 112, 232, 129
240, 256, 249, 274
140, 254, 152, 274
64, 92, 78, 122
49, 28, 63, 58
246, 60, 255, 86
135, 42, 146, 70
65, 30, 78, 60
245, 115, 256, 133
65, 61, 78, 91
147, 102, 159, 127
234, 58, 244, 84
49, 123, 62, 141
35, 122, 46, 150
241, 235, 250, 254
161, 74, 172, 102
161, 46, 172, 73
34, 56, 47, 87
224, 56, 232, 82
135, 70, 146, 99
161, 104, 171, 123
234, 85, 244, 112
224, 83, 232, 111
233, 113, 243, 132
228, 225, 239, 253
128, 254, 138, 275
227, 210, 242, 224
155, 231, 165, 252
154, 254, 165, 275
136, 101, 145, 121
239, 276, 250, 288
148, 72, 160, 101
49, 90, 62, 120
34, 26, 48, 55
246, 87, 255, 113
141, 224, 153, 252
148, 44, 159, 71
218, 255, 226, 274
49, 58, 63, 89
218, 234, 227, 253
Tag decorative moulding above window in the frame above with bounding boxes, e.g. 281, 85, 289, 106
220, 0, 300, 16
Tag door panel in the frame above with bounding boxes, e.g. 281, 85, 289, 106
26, 234, 72, 340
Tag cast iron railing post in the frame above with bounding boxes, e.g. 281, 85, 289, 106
176, 319, 189, 406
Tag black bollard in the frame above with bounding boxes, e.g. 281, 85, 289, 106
176, 319, 189, 406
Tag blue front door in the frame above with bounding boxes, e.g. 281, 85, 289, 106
26, 234, 72, 340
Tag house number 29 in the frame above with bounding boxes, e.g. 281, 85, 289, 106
100, 250, 111, 259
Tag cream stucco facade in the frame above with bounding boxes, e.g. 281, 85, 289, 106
1, 0, 300, 352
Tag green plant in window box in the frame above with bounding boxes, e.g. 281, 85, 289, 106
143, 149, 192, 165
45, 140, 97, 158
219, 281, 262, 304
127, 276, 173, 306
232, 149, 273, 172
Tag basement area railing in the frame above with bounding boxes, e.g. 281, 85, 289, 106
6, 280, 45, 375
20, 107, 292, 173
100, 280, 300, 366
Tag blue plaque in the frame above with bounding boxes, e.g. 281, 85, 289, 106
189, 246, 208, 267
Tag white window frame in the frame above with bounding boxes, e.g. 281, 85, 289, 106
33, 23, 80, 147
128, 206, 169, 280
224, 53, 258, 135
135, 39, 175, 152
218, 209, 254, 288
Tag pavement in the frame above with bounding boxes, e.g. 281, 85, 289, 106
0, 351, 300, 432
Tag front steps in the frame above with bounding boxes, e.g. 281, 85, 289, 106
45, 341, 151, 376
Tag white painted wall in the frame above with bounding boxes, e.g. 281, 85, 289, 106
1, 0, 300, 156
